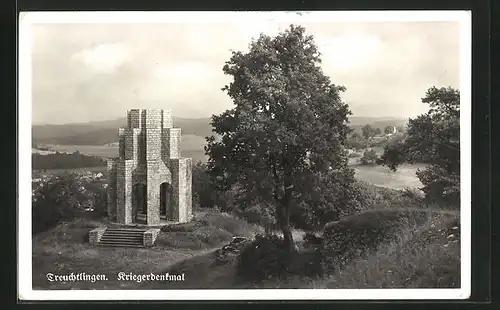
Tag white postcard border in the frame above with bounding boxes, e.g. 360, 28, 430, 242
18, 10, 472, 301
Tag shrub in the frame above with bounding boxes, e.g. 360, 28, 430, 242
191, 161, 241, 213
360, 149, 379, 165
290, 168, 366, 231
200, 212, 255, 237
319, 211, 460, 288
352, 181, 424, 212
193, 226, 234, 248
32, 200, 65, 235
192, 162, 217, 209
236, 234, 291, 282
318, 208, 439, 273
160, 221, 204, 233
157, 211, 257, 249
347, 151, 361, 158
32, 173, 108, 235
345, 132, 366, 150
233, 204, 276, 232
416, 165, 460, 207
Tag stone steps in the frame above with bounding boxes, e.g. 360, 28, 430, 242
97, 228, 146, 248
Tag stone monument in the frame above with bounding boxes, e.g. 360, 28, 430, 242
106, 109, 193, 226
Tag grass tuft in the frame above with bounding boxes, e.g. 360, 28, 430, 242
315, 208, 460, 288
156, 211, 260, 250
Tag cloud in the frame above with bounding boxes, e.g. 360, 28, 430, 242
316, 33, 382, 70
29, 20, 461, 124
71, 43, 133, 74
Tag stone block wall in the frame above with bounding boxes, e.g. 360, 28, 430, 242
124, 128, 134, 160
108, 108, 192, 226
137, 132, 146, 165
146, 128, 161, 161
146, 166, 161, 226
170, 158, 193, 223
163, 128, 181, 159
106, 159, 117, 220
128, 109, 142, 128
118, 128, 126, 158
89, 227, 107, 245
143, 228, 161, 247
116, 160, 134, 225
162, 109, 173, 128
144, 109, 162, 128
183, 158, 193, 221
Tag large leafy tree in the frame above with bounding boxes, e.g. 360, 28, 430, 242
205, 25, 353, 251
380, 86, 460, 206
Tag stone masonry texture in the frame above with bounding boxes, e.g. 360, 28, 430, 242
107, 109, 192, 226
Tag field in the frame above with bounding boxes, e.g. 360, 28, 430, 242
41, 140, 208, 163
353, 164, 425, 189
33, 166, 107, 177
36, 144, 424, 189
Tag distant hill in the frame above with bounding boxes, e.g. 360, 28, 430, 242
349, 117, 408, 134
33, 115, 408, 146
33, 117, 214, 146
347, 116, 408, 126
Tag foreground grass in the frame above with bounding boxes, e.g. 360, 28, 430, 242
32, 206, 460, 290
312, 208, 460, 289
139, 208, 460, 290
32, 211, 260, 290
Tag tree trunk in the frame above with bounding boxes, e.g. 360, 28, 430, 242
278, 179, 295, 253
271, 159, 295, 253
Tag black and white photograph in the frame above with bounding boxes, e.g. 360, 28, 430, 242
18, 11, 471, 300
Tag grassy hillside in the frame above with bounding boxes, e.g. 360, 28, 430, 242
32, 189, 458, 290
142, 208, 459, 289
317, 208, 460, 288
32, 210, 262, 290
33, 116, 407, 146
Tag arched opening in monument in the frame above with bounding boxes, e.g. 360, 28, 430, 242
160, 182, 173, 220
132, 183, 147, 224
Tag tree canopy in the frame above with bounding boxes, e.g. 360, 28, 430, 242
361, 124, 381, 143
380, 86, 460, 206
205, 25, 354, 250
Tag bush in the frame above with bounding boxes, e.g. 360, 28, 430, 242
352, 181, 424, 212
32, 200, 66, 235
233, 204, 276, 232
192, 162, 217, 209
360, 149, 379, 165
191, 162, 240, 213
416, 165, 460, 207
157, 211, 258, 250
345, 132, 366, 150
290, 167, 366, 231
236, 234, 291, 283
318, 211, 460, 288
32, 173, 108, 235
318, 208, 442, 273
200, 213, 254, 237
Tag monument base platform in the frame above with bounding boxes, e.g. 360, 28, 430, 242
107, 215, 181, 228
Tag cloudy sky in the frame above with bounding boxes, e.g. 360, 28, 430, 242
29, 13, 461, 125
